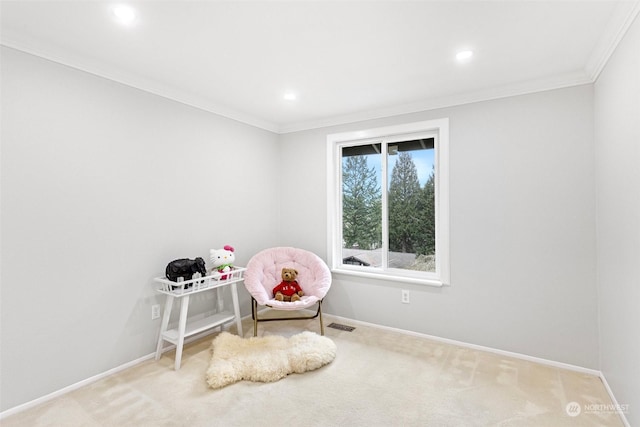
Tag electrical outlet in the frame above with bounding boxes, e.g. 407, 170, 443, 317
401, 290, 410, 304
151, 304, 160, 320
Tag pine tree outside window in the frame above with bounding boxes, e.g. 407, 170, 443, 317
327, 119, 450, 286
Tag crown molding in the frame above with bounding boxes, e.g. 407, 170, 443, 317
278, 71, 593, 134
585, 0, 640, 81
0, 37, 281, 134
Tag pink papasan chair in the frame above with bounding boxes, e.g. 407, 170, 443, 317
244, 247, 332, 336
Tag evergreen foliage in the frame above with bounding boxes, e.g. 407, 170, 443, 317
388, 152, 422, 253
342, 155, 381, 249
415, 166, 436, 256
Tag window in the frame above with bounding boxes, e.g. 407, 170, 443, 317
327, 119, 449, 286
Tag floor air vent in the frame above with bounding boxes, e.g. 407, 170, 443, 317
327, 323, 356, 332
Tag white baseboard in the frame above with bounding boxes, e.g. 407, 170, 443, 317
598, 373, 631, 427
0, 352, 155, 420
1, 311, 629, 426
327, 313, 602, 376
0, 318, 244, 420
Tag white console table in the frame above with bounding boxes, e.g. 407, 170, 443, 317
153, 267, 245, 370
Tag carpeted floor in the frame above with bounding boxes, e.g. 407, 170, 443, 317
2, 313, 624, 426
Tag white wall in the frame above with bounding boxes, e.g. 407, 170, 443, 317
594, 14, 640, 427
0, 47, 279, 411
279, 85, 599, 369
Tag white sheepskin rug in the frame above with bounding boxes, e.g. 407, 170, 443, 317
206, 331, 337, 389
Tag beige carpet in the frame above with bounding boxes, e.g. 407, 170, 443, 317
2, 313, 624, 426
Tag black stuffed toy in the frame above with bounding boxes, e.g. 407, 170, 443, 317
165, 257, 207, 289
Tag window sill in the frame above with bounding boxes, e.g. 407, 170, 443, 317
331, 267, 445, 287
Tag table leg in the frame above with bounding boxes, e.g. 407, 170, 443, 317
174, 295, 190, 370
155, 295, 174, 361
216, 287, 224, 312
231, 282, 243, 337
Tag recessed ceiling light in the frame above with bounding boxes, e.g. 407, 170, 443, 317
283, 92, 297, 101
456, 50, 473, 61
113, 5, 136, 25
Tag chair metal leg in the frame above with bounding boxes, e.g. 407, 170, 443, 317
318, 300, 324, 336
251, 297, 325, 335
252, 297, 258, 337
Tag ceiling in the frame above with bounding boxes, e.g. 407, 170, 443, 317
1, 1, 639, 133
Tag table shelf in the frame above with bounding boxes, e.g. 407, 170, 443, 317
161, 312, 236, 344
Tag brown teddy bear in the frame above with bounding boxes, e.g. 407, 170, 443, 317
273, 268, 304, 302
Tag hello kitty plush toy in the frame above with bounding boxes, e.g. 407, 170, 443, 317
210, 245, 235, 279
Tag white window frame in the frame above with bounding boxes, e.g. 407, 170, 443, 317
326, 118, 450, 287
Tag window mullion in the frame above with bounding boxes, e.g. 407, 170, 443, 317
381, 141, 389, 270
